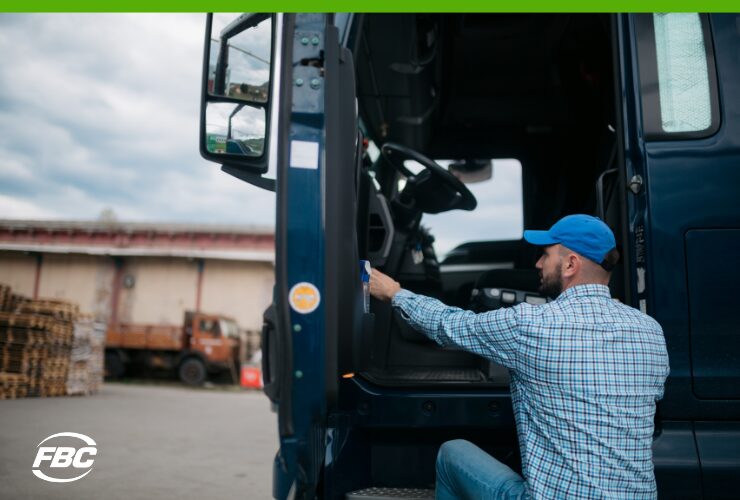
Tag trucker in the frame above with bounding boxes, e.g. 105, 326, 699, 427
199, 13, 740, 499
369, 215, 670, 498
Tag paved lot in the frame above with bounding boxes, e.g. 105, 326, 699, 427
0, 383, 278, 499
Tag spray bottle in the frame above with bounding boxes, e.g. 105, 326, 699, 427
359, 260, 371, 313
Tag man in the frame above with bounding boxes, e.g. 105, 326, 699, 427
369, 214, 669, 500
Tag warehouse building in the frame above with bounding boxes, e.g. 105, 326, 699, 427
0, 219, 274, 332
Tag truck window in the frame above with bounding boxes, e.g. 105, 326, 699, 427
199, 319, 220, 336
400, 159, 523, 257
636, 13, 720, 139
219, 319, 240, 338
655, 14, 711, 133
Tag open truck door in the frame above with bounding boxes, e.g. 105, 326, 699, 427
621, 14, 740, 496
200, 14, 361, 499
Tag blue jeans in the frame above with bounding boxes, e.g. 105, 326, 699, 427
435, 439, 528, 500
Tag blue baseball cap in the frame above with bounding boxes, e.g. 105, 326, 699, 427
523, 214, 616, 264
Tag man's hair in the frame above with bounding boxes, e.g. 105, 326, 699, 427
600, 247, 620, 272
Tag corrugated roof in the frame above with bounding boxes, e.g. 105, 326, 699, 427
0, 219, 275, 263
0, 219, 274, 235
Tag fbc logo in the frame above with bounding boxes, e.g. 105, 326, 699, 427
32, 432, 97, 483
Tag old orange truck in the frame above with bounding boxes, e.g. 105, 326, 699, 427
105, 311, 240, 385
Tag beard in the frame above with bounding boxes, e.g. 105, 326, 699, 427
538, 267, 563, 299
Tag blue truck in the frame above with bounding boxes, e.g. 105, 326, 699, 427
200, 13, 740, 499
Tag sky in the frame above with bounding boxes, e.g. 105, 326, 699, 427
0, 13, 274, 226
0, 14, 522, 256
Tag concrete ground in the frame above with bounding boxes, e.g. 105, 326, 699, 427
0, 383, 278, 499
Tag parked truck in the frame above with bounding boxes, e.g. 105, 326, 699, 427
105, 311, 240, 385
200, 13, 740, 499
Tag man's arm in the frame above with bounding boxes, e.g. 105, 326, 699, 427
370, 269, 521, 369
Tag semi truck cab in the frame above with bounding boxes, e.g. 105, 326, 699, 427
200, 13, 740, 499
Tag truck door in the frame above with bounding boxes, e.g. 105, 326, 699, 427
200, 13, 360, 499
624, 13, 740, 497
629, 13, 740, 402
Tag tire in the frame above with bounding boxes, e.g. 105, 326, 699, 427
178, 357, 207, 386
105, 351, 125, 378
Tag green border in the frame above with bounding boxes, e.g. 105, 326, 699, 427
1, 1, 739, 12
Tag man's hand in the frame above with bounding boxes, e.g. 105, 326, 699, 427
369, 269, 401, 302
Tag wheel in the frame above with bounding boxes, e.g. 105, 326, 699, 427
178, 357, 207, 386
380, 142, 477, 213
105, 351, 125, 378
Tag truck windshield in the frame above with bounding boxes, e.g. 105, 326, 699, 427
220, 319, 240, 338
400, 159, 524, 258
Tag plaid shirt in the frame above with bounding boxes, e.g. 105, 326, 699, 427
392, 284, 669, 499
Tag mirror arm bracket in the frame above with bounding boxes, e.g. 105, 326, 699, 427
221, 163, 276, 192
214, 38, 229, 95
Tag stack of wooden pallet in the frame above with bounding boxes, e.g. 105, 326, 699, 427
89, 320, 106, 392
0, 286, 79, 399
0, 372, 28, 399
0, 284, 10, 311
0, 298, 32, 399
17, 300, 77, 397
0, 311, 52, 398
66, 316, 106, 395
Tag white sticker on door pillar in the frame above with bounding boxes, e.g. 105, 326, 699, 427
290, 140, 319, 169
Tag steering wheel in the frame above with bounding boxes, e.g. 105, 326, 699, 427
381, 142, 477, 213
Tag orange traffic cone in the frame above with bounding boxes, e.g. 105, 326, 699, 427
240, 365, 263, 389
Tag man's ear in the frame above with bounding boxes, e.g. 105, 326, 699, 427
562, 253, 580, 278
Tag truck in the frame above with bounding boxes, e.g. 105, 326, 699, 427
199, 13, 740, 499
105, 311, 240, 386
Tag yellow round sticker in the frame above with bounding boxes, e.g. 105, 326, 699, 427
288, 282, 321, 314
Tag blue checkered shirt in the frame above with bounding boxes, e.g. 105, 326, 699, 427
392, 284, 669, 499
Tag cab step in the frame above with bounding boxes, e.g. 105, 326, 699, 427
346, 487, 435, 500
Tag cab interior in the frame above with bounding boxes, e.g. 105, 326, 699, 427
346, 14, 627, 389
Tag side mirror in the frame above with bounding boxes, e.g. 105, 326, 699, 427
200, 14, 276, 189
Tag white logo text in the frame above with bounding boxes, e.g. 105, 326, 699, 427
32, 432, 97, 483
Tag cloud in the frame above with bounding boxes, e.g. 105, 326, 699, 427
0, 13, 275, 226
0, 194, 56, 219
